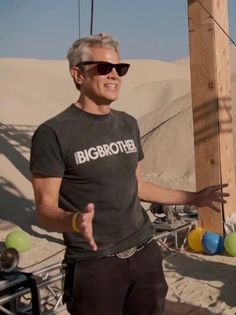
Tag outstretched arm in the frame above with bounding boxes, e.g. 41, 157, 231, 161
31, 175, 97, 251
136, 163, 229, 211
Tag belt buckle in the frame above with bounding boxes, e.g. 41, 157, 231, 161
115, 246, 137, 259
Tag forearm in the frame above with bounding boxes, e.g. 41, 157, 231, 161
36, 204, 75, 233
138, 180, 198, 205
36, 202, 97, 251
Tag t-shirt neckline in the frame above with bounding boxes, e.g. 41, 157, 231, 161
70, 104, 112, 121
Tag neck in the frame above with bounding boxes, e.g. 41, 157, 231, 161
75, 96, 111, 115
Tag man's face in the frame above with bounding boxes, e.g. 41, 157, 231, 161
78, 46, 123, 104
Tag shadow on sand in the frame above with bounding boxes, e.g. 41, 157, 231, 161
164, 252, 236, 310
0, 122, 63, 245
165, 300, 221, 315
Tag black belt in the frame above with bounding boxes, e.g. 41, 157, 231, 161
111, 237, 154, 259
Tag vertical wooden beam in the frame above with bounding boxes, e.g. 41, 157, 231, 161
188, 0, 236, 234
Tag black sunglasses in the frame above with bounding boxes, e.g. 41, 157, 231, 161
77, 61, 130, 77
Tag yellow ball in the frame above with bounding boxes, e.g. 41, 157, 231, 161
5, 230, 31, 252
187, 228, 204, 253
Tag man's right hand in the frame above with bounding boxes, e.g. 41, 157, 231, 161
76, 203, 97, 251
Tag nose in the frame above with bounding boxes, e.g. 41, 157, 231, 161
108, 66, 119, 78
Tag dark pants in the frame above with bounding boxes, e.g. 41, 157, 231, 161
63, 241, 168, 315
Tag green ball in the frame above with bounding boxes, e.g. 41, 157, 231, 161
5, 230, 31, 252
224, 232, 236, 257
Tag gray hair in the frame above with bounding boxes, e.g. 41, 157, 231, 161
67, 33, 120, 69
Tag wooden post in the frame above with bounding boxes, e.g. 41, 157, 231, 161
188, 0, 236, 234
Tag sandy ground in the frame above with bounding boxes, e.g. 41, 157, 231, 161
1, 45, 236, 314
3, 241, 235, 315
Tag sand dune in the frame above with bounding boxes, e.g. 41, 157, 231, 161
0, 49, 236, 314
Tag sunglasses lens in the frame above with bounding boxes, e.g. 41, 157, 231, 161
116, 64, 130, 76
96, 63, 130, 76
97, 63, 113, 75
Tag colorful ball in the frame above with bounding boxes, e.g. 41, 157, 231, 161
5, 230, 31, 252
202, 231, 224, 255
187, 227, 204, 253
224, 232, 236, 257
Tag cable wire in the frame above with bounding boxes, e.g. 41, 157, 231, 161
196, 0, 236, 46
22, 248, 65, 271
78, 0, 81, 38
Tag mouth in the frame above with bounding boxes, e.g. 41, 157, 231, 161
104, 83, 119, 90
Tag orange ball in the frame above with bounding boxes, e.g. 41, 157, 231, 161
187, 228, 205, 253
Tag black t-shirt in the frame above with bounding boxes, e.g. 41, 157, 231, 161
30, 104, 154, 262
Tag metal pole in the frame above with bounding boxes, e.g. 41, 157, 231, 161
90, 0, 94, 35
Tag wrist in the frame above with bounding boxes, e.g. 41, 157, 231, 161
192, 191, 200, 206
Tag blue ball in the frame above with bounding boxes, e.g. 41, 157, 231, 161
202, 231, 224, 255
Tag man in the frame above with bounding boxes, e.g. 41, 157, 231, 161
30, 33, 228, 315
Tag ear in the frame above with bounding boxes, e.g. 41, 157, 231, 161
70, 67, 84, 85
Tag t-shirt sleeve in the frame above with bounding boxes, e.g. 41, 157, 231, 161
30, 124, 65, 177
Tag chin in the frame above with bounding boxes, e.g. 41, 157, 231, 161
97, 95, 118, 105
109, 96, 119, 102
106, 92, 119, 101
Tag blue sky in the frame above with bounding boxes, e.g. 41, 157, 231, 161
0, 0, 235, 61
